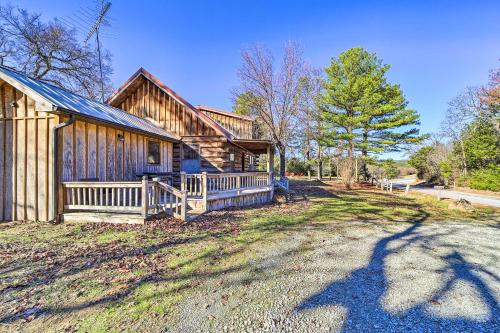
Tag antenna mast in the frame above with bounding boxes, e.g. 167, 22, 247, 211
84, 1, 111, 102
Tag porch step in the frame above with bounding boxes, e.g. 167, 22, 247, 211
62, 212, 145, 224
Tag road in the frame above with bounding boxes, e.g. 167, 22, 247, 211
391, 177, 500, 208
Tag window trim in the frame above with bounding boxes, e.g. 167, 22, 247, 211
147, 140, 161, 165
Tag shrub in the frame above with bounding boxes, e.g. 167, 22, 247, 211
469, 165, 500, 191
286, 158, 308, 176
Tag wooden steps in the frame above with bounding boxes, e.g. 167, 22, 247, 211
62, 212, 145, 224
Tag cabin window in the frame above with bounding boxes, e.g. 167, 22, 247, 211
183, 144, 200, 160
147, 140, 161, 165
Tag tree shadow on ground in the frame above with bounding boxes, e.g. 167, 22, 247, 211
295, 215, 500, 331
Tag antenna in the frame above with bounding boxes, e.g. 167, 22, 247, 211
84, 1, 112, 102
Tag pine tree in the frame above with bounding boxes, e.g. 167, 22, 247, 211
321, 47, 424, 186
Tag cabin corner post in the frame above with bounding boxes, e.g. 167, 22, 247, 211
141, 175, 149, 218
201, 171, 208, 211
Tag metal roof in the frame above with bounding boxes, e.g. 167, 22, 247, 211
0, 66, 180, 141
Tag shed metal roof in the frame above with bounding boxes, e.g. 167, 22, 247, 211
0, 66, 180, 141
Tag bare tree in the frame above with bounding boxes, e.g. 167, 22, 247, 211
236, 42, 305, 176
297, 66, 323, 179
441, 87, 484, 176
0, 4, 113, 100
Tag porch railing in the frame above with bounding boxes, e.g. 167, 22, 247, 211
181, 172, 273, 197
148, 179, 187, 221
273, 175, 289, 191
62, 182, 143, 213
62, 177, 188, 221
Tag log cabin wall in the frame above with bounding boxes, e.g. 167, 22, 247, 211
181, 136, 250, 173
199, 109, 253, 139
0, 83, 58, 222
59, 116, 173, 183
114, 76, 216, 137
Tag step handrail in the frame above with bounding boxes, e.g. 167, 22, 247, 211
151, 179, 187, 221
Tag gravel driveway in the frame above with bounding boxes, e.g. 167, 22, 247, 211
173, 220, 500, 332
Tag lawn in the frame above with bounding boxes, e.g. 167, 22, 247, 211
0, 180, 497, 332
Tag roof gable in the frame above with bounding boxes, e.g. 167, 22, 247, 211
107, 68, 234, 141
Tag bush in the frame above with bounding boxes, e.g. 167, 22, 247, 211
469, 165, 500, 191
286, 158, 308, 176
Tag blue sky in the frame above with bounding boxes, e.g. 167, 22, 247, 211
15, 0, 500, 157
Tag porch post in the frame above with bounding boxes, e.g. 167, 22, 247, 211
180, 172, 187, 191
141, 176, 149, 218
180, 190, 187, 221
201, 172, 208, 211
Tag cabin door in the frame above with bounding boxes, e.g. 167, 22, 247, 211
181, 144, 201, 173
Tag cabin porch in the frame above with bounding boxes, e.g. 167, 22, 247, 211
60, 171, 281, 223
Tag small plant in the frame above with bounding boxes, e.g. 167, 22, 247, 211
469, 165, 500, 191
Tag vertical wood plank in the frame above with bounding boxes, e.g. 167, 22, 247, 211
75, 121, 86, 181
124, 131, 131, 180
98, 125, 106, 181
87, 123, 97, 179
107, 127, 115, 181
62, 121, 74, 182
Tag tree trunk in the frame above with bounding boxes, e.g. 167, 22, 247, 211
345, 128, 354, 189
317, 145, 322, 180
361, 130, 369, 181
305, 139, 311, 180
459, 139, 468, 176
279, 151, 286, 177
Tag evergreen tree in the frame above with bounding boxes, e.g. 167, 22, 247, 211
321, 47, 424, 187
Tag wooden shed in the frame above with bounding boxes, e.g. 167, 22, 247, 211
0, 66, 179, 222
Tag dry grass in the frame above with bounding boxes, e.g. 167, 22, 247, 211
0, 180, 497, 332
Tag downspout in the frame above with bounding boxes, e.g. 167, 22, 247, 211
52, 114, 76, 223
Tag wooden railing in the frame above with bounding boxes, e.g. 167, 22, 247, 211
273, 175, 289, 191
62, 182, 143, 213
62, 177, 188, 221
181, 172, 272, 197
180, 173, 204, 197
149, 179, 187, 221
206, 172, 271, 193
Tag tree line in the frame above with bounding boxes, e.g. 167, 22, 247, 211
408, 70, 499, 191
233, 43, 425, 188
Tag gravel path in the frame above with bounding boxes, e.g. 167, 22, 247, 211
173, 220, 500, 332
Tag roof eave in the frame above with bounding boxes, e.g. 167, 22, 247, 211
54, 106, 181, 142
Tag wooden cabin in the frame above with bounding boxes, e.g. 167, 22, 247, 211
106, 68, 273, 176
0, 66, 281, 224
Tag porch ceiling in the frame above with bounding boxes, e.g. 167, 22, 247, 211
233, 139, 273, 154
